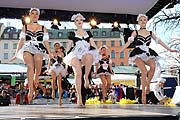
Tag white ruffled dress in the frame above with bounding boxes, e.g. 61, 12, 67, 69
16, 26, 49, 61
63, 31, 100, 66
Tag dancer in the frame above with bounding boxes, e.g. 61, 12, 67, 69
119, 14, 179, 104
63, 13, 99, 106
150, 78, 167, 104
47, 41, 66, 106
10, 8, 52, 103
96, 46, 114, 102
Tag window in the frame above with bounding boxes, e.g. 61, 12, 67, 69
94, 41, 98, 45
112, 62, 115, 67
102, 41, 106, 46
119, 40, 122, 46
102, 31, 106, 36
128, 50, 132, 56
114, 31, 120, 37
120, 51, 124, 58
58, 32, 63, 38
62, 42, 67, 48
111, 41, 115, 47
13, 43, 17, 49
3, 33, 9, 39
49, 42, 52, 47
4, 53, 8, 59
49, 32, 53, 38
4, 43, 8, 49
13, 53, 15, 56
120, 62, 124, 66
111, 50, 115, 58
12, 33, 18, 39
110, 31, 114, 37
93, 31, 98, 36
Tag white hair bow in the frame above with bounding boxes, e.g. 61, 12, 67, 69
71, 13, 85, 21
136, 14, 148, 21
30, 8, 40, 15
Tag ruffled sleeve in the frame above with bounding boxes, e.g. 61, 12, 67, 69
43, 33, 49, 41
19, 31, 26, 40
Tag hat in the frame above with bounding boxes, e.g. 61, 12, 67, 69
136, 14, 148, 21
29, 8, 40, 15
71, 13, 85, 21
158, 78, 166, 83
99, 45, 108, 53
53, 41, 61, 46
100, 45, 108, 49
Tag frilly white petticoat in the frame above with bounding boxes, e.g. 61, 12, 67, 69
63, 40, 100, 66
48, 61, 66, 77
16, 41, 49, 62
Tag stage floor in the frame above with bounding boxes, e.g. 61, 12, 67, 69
0, 103, 180, 120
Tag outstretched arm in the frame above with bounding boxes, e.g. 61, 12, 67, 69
66, 40, 73, 53
10, 26, 25, 62
119, 31, 137, 52
43, 27, 53, 58
89, 38, 98, 49
152, 32, 179, 52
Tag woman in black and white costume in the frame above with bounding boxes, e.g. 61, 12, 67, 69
47, 41, 66, 106
63, 13, 99, 106
96, 53, 114, 76
150, 78, 167, 104
119, 14, 179, 104
10, 8, 52, 103
96, 46, 114, 102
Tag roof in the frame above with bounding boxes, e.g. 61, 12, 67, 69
113, 66, 138, 74
92, 74, 137, 84
0, 64, 26, 74
0, 0, 171, 24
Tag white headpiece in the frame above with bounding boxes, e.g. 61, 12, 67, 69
71, 13, 85, 21
53, 41, 62, 46
29, 8, 40, 15
98, 45, 108, 53
100, 45, 108, 50
158, 78, 166, 83
136, 14, 148, 21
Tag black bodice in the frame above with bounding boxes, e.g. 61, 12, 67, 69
68, 31, 93, 45
51, 55, 63, 65
134, 31, 152, 46
25, 25, 44, 41
67, 31, 95, 53
99, 58, 110, 65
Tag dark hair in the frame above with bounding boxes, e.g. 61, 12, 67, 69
102, 53, 106, 56
101, 47, 106, 50
60, 46, 65, 51
54, 43, 60, 46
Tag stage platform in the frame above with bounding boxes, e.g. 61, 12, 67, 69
0, 103, 180, 120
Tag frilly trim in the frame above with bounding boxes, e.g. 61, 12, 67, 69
30, 8, 40, 15
129, 53, 159, 64
43, 33, 49, 41
19, 31, 26, 40
63, 49, 100, 66
48, 65, 66, 77
71, 13, 85, 21
136, 14, 148, 21
96, 72, 113, 76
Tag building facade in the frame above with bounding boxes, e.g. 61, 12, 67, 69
0, 26, 130, 66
